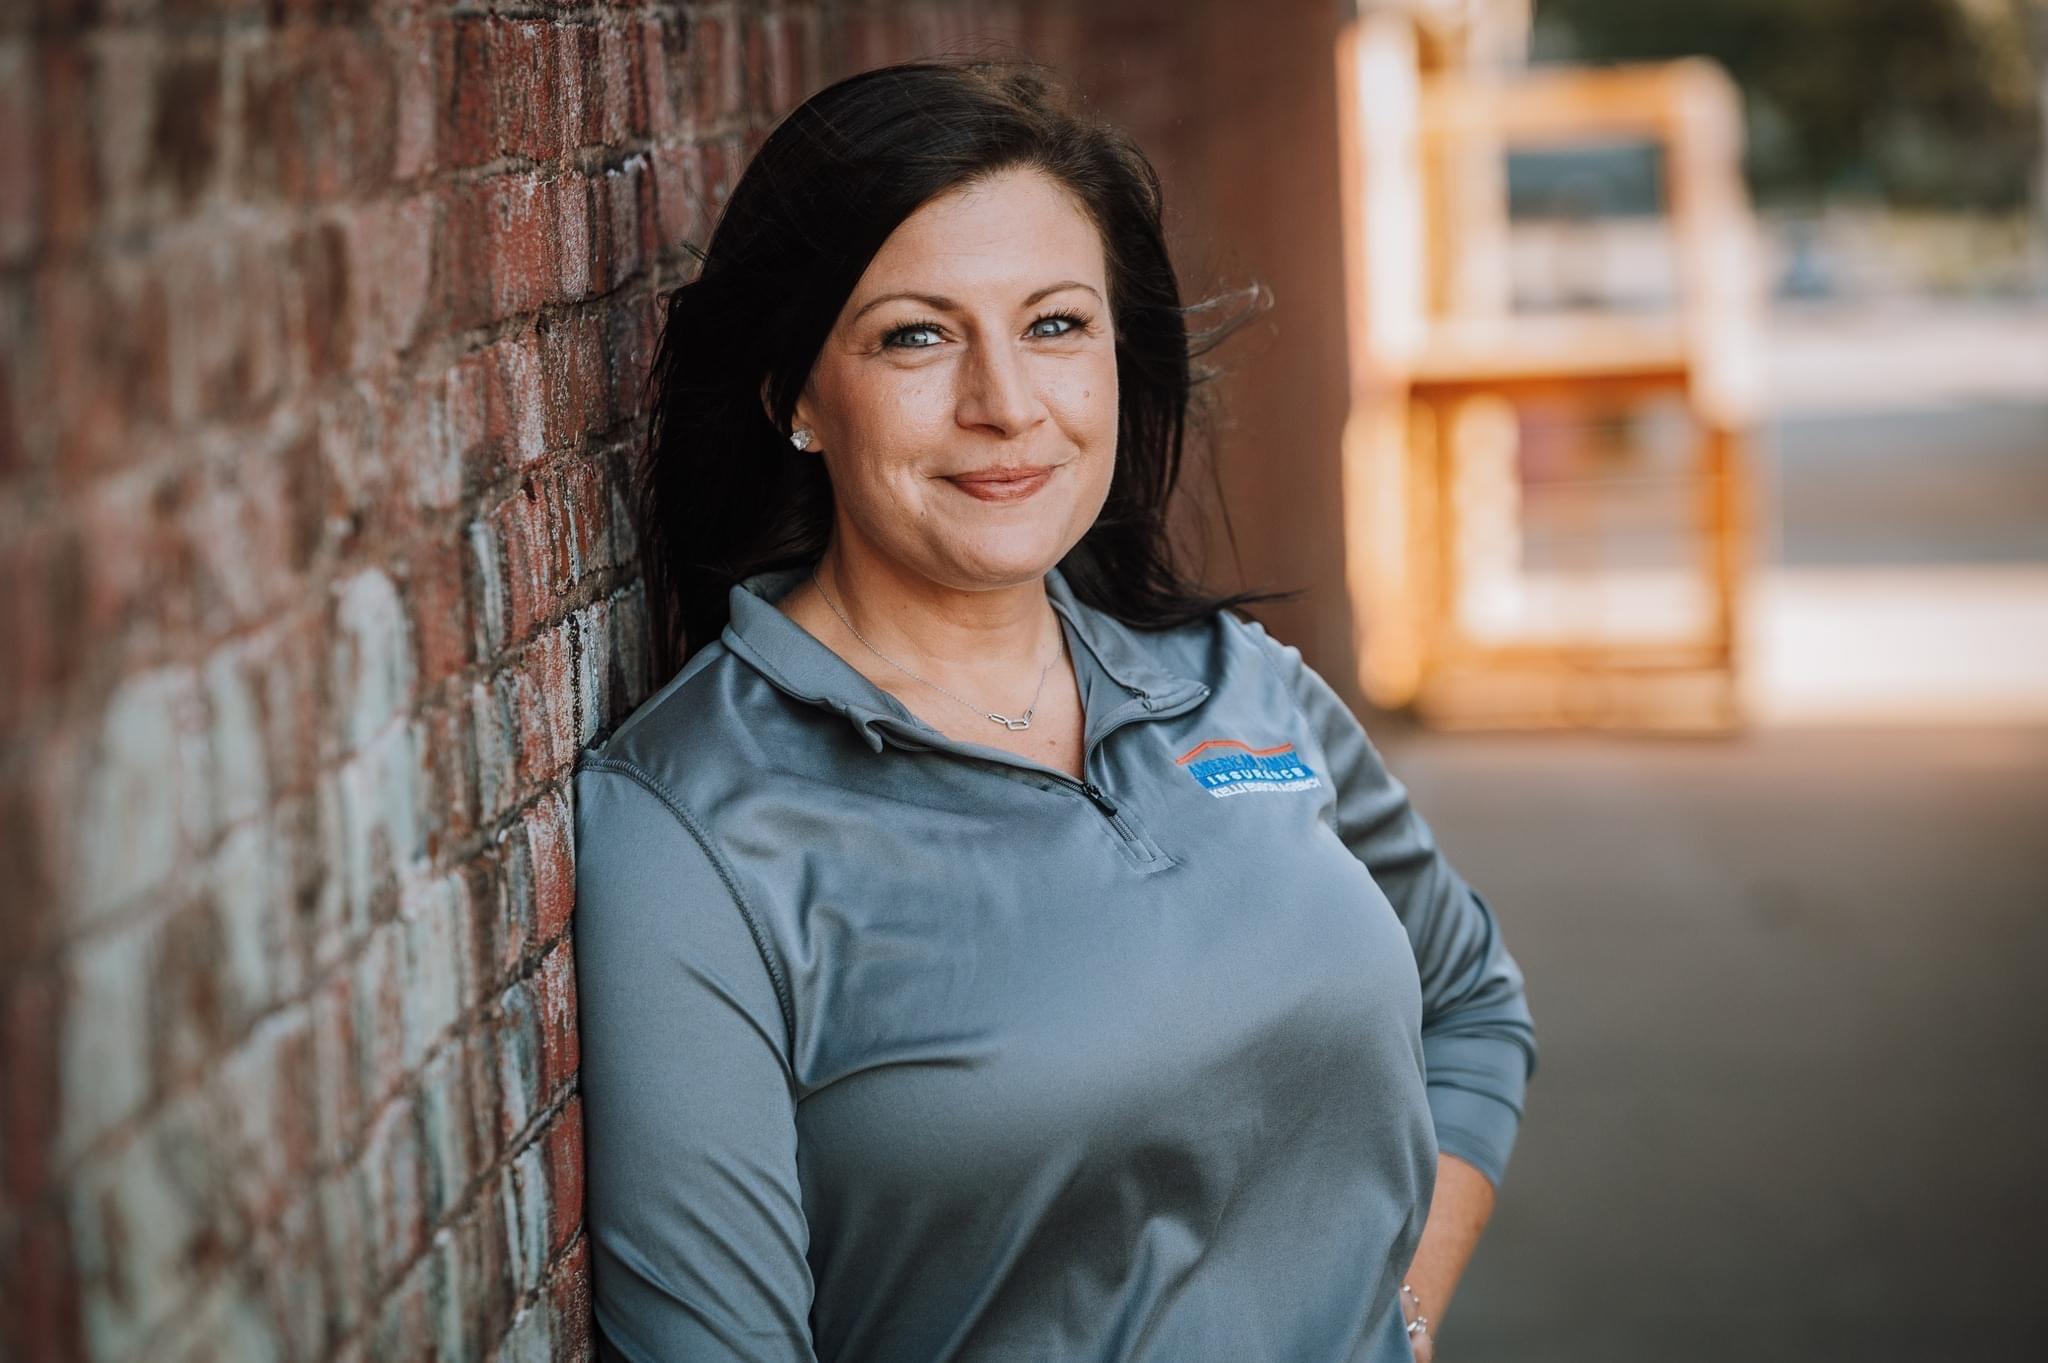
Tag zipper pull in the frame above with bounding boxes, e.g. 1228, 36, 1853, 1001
1080, 781, 1120, 816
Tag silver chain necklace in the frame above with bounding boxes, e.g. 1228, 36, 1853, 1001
811, 567, 1061, 731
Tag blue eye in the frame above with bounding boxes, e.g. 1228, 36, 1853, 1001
1030, 311, 1088, 338
884, 320, 945, 349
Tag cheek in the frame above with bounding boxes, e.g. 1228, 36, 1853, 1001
1058, 354, 1121, 440
835, 369, 954, 453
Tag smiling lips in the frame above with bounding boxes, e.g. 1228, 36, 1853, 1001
943, 465, 1056, 502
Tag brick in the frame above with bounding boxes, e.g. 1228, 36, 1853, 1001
414, 1044, 477, 1227
486, 328, 549, 470
316, 1162, 372, 1342
332, 566, 417, 753
403, 536, 473, 696
159, 1261, 289, 1363
460, 1023, 509, 1174
541, 1097, 583, 1259
0, 1201, 85, 1363
88, 30, 160, 239
149, 45, 223, 210
472, 837, 527, 991
204, 824, 306, 1031
306, 772, 358, 973
488, 173, 557, 321
436, 174, 556, 332
538, 308, 613, 450
369, 1237, 432, 1361
494, 19, 568, 163
0, 42, 37, 265
604, 288, 657, 417
491, 978, 542, 1144
38, 256, 172, 476
310, 971, 360, 1169
70, 665, 207, 926
159, 227, 290, 428
570, 598, 614, 748
418, 698, 481, 864
554, 171, 594, 303
153, 894, 233, 1093
495, 1299, 553, 1363
647, 142, 706, 256
395, 369, 461, 514
359, 1092, 426, 1291
56, 914, 158, 1161
242, 609, 329, 800
389, 16, 448, 181
0, 515, 88, 735
470, 478, 564, 653
184, 433, 304, 635
289, 217, 356, 385
522, 788, 575, 947
68, 1099, 212, 1361
596, 20, 635, 144
397, 872, 472, 1070
534, 937, 579, 1097
3, 971, 62, 1206
578, 154, 652, 295
559, 22, 603, 152
511, 624, 583, 789
349, 918, 409, 1115
548, 1233, 592, 1362
468, 671, 520, 826
501, 1140, 550, 1298
203, 1004, 317, 1238
339, 192, 435, 373
0, 759, 61, 963
36, 40, 95, 251
254, 1195, 332, 1363
237, 27, 397, 203
441, 15, 498, 171
690, 11, 745, 127
443, 348, 491, 488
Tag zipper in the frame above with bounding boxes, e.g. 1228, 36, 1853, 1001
871, 679, 1209, 860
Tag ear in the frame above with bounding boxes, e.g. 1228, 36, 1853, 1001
760, 376, 821, 452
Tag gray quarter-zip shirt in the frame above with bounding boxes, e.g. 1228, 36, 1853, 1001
571, 562, 1537, 1363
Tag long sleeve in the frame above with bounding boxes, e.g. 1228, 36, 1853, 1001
571, 758, 819, 1362
1246, 621, 1539, 1189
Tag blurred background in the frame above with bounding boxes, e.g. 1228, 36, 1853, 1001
1, 1, 2042, 1360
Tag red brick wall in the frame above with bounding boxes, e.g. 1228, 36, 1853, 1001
0, 3, 1046, 1359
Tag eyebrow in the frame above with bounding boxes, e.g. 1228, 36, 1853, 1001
848, 280, 1103, 326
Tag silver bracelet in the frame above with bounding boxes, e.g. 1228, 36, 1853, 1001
1399, 1281, 1432, 1339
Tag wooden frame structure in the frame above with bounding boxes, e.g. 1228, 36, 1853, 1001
1334, 13, 1765, 730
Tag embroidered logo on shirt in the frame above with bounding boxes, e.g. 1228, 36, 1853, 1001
1174, 738, 1322, 798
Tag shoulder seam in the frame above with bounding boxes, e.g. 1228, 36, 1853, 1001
1231, 613, 1316, 736
578, 755, 799, 1047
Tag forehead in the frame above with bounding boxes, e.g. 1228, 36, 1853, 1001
852, 166, 1108, 298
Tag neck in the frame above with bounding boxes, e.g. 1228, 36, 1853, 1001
812, 537, 1061, 689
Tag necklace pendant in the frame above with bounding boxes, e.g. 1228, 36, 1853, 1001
992, 713, 1032, 731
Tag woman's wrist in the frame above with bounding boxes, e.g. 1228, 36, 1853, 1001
1399, 1282, 1435, 1358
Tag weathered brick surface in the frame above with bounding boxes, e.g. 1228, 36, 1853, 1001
0, 3, 1058, 1358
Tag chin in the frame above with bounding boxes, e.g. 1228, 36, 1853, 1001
932, 529, 1077, 589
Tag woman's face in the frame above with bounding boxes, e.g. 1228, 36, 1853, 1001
792, 165, 1120, 594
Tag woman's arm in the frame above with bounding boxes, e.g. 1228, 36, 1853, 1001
573, 759, 819, 1363
1241, 617, 1538, 1354
1403, 1152, 1497, 1358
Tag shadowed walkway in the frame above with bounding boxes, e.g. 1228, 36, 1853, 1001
1376, 724, 2048, 1362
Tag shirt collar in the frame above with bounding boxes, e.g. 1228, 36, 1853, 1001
720, 561, 1208, 750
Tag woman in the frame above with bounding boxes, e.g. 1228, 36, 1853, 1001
572, 59, 1536, 1363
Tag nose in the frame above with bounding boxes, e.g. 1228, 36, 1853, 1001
955, 336, 1047, 438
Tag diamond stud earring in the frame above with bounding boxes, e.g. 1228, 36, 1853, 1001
790, 428, 814, 452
